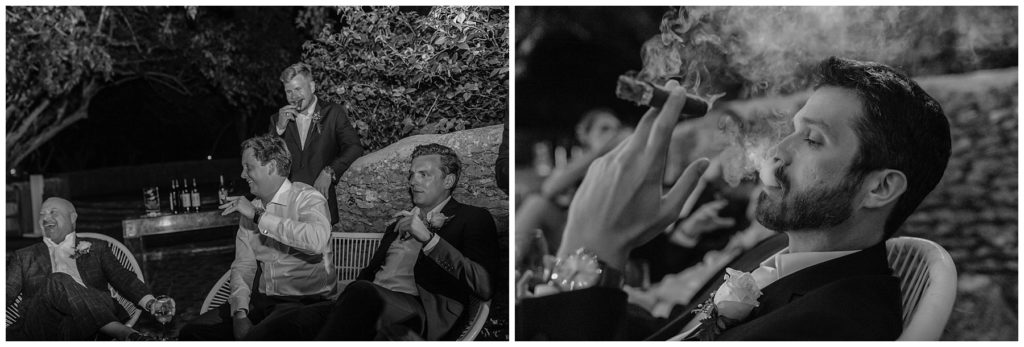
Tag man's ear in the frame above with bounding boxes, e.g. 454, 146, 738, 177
267, 161, 279, 177
310, 80, 316, 94
444, 173, 456, 190
861, 169, 907, 209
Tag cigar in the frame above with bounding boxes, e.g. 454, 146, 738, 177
615, 75, 709, 119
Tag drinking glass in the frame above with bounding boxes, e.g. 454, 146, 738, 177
143, 187, 160, 216
153, 295, 176, 340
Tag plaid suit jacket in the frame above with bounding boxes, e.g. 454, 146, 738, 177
6, 236, 150, 319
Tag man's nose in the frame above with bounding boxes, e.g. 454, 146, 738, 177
769, 136, 794, 167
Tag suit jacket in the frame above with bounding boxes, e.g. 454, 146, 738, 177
269, 99, 363, 189
517, 234, 903, 341
357, 198, 500, 340
6, 236, 150, 321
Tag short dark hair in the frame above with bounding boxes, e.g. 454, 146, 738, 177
814, 56, 951, 239
412, 143, 461, 192
241, 134, 292, 177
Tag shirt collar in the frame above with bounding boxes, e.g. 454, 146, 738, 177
412, 195, 452, 218
763, 247, 859, 279
300, 96, 318, 117
43, 232, 76, 250
267, 179, 293, 207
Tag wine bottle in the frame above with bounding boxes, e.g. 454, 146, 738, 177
218, 175, 229, 205
191, 178, 201, 212
181, 178, 192, 213
169, 179, 177, 214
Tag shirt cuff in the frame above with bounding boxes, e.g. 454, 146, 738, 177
229, 296, 250, 315
138, 294, 156, 311
275, 125, 286, 135
422, 233, 441, 254
257, 212, 281, 235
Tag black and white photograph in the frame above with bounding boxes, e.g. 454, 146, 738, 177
514, 6, 1017, 341
6, 6, 509, 341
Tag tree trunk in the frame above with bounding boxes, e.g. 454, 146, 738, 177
7, 80, 102, 169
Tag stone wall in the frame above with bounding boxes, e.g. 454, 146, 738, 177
334, 123, 508, 244
904, 69, 1017, 340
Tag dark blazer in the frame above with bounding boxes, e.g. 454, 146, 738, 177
6, 236, 150, 321
269, 99, 363, 223
518, 234, 903, 341
358, 198, 500, 340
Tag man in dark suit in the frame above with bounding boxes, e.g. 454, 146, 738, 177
6, 198, 168, 341
271, 62, 363, 225
517, 56, 951, 340
248, 143, 500, 340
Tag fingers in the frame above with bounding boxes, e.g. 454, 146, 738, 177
661, 158, 711, 221
625, 107, 661, 155
516, 270, 534, 299
712, 217, 737, 228
644, 81, 687, 182
700, 199, 729, 214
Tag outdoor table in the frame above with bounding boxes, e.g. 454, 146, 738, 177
122, 209, 237, 278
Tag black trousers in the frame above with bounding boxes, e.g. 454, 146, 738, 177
177, 292, 327, 341
7, 273, 124, 341
247, 280, 426, 341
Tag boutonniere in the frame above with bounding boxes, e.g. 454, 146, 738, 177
311, 110, 323, 134
71, 241, 92, 259
425, 211, 451, 233
686, 268, 762, 341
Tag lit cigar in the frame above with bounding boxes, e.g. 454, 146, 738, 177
615, 75, 709, 119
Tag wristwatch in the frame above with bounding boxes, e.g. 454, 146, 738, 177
548, 248, 625, 291
253, 209, 264, 226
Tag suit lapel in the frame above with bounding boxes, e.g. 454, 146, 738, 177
747, 242, 891, 320
29, 243, 52, 282
645, 233, 789, 341
285, 119, 303, 156
303, 102, 324, 149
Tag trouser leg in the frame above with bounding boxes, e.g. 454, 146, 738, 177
20, 273, 122, 340
313, 280, 425, 341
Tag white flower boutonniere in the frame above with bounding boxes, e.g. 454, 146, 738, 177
686, 268, 762, 340
71, 241, 92, 259
311, 111, 323, 134
425, 211, 451, 232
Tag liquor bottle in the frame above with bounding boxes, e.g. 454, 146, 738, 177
169, 179, 177, 214
191, 178, 201, 212
180, 178, 192, 213
218, 175, 229, 205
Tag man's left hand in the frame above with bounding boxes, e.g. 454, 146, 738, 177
314, 170, 332, 197
220, 196, 256, 219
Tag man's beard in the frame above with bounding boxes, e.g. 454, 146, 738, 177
755, 168, 864, 232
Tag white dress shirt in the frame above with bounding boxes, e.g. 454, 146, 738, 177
43, 233, 85, 287
276, 96, 318, 149
229, 179, 334, 314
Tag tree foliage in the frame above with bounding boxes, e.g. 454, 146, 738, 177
7, 6, 305, 171
301, 6, 509, 151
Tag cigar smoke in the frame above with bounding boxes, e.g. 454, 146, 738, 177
715, 94, 804, 187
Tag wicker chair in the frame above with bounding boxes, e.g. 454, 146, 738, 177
5, 232, 146, 328
200, 231, 490, 340
886, 237, 957, 341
